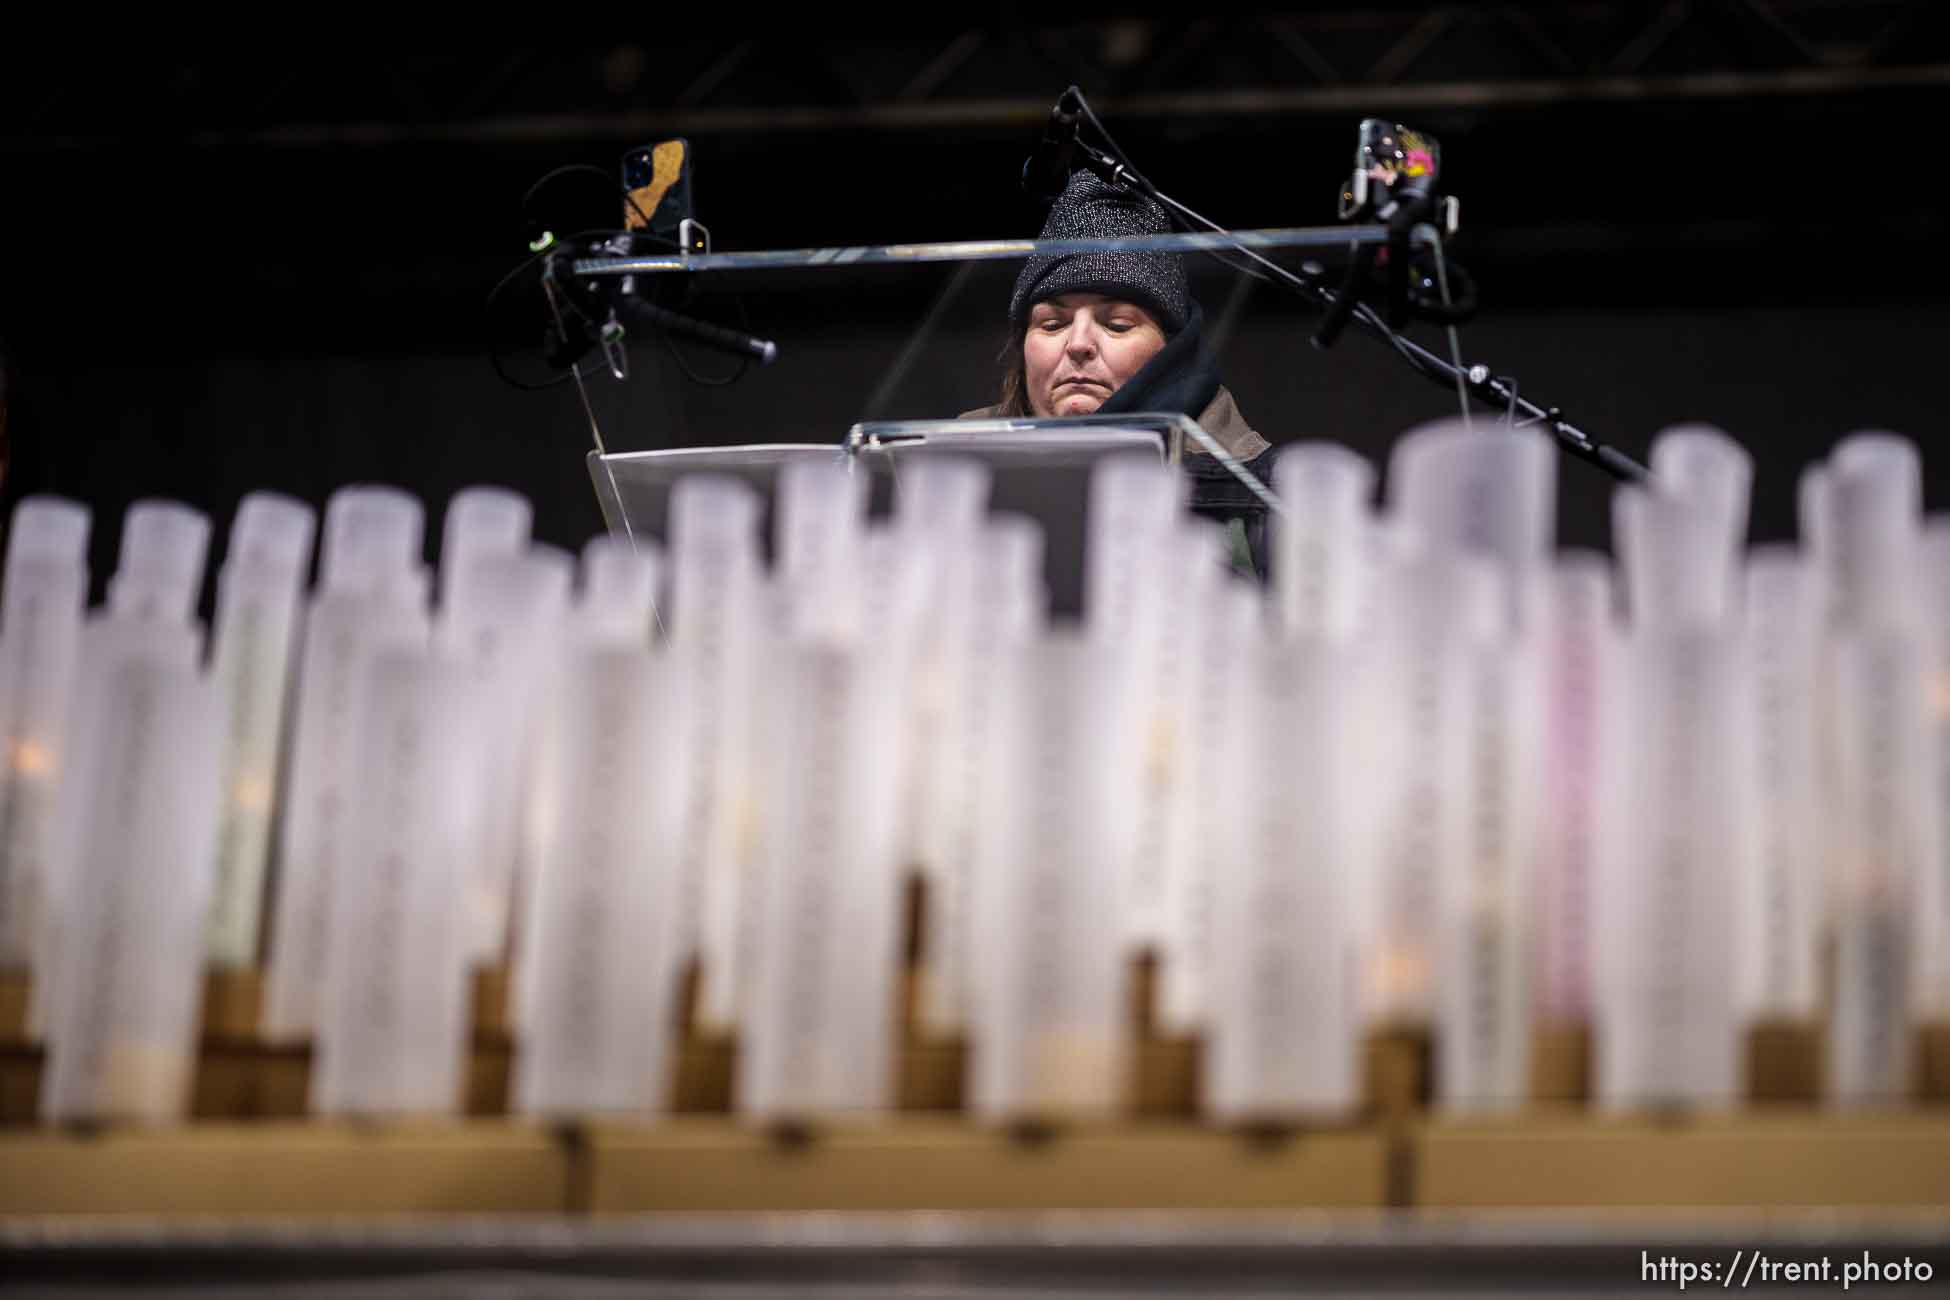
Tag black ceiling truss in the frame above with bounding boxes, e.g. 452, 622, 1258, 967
6, 2, 1943, 152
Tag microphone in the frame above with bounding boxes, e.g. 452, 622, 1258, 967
615, 296, 778, 366
1021, 87, 1083, 199
542, 265, 778, 370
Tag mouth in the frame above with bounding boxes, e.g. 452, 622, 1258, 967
1054, 378, 1109, 394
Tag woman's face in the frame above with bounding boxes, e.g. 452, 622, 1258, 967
1023, 293, 1167, 417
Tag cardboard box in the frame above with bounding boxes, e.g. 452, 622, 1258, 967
0, 1120, 569, 1216
1364, 1025, 1430, 1115
1919, 1024, 1950, 1101
1747, 1020, 1823, 1103
672, 1034, 737, 1113
1416, 1111, 1950, 1208
1530, 1022, 1589, 1102
897, 1035, 964, 1112
199, 968, 262, 1042
0, 1045, 40, 1127
0, 970, 29, 1045
584, 1117, 1390, 1212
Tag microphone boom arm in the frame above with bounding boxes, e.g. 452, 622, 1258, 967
1068, 137, 1649, 484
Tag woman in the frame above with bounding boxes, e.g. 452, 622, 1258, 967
962, 171, 1276, 576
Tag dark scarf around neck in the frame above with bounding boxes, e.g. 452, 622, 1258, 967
1096, 300, 1221, 421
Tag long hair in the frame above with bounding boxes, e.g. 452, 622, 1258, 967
994, 322, 1031, 417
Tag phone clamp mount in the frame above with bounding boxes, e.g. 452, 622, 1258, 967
1314, 119, 1475, 349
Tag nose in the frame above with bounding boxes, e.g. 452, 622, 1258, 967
1062, 315, 1099, 359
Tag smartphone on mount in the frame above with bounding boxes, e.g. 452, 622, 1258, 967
622, 139, 706, 254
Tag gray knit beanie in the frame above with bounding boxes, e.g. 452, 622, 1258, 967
1009, 171, 1189, 335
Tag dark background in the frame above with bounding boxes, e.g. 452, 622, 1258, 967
3, 3, 1946, 596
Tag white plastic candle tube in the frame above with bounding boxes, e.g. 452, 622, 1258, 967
1084, 459, 1185, 954
1614, 487, 1734, 630
1795, 462, 1847, 925
310, 646, 472, 1116
1919, 521, 1950, 1017
893, 456, 992, 536
903, 531, 979, 945
1739, 547, 1824, 1020
575, 536, 660, 645
966, 634, 1129, 1122
442, 539, 573, 974
1362, 553, 1503, 1026
878, 457, 988, 888
106, 500, 212, 627
433, 487, 536, 661
262, 487, 428, 1043
1649, 424, 1754, 566
319, 487, 423, 595
665, 475, 766, 1030
1816, 435, 1935, 1100
1435, 614, 1541, 1111
0, 497, 90, 972
30, 500, 211, 1040
1085, 456, 1181, 636
514, 642, 685, 1115
1594, 630, 1750, 1110
1271, 441, 1376, 640
1531, 553, 1616, 1024
1826, 630, 1935, 1104
1206, 638, 1360, 1121
851, 527, 931, 660
1822, 433, 1923, 631
1157, 581, 1264, 1039
40, 615, 224, 1123
740, 642, 906, 1120
1154, 561, 1260, 1034
1386, 422, 1555, 630
775, 457, 867, 635
444, 548, 573, 966
437, 486, 532, 629
1124, 520, 1228, 953
919, 517, 1046, 1034
859, 520, 935, 817
775, 455, 864, 567
205, 493, 317, 967
1798, 466, 1833, 592
735, 528, 920, 1021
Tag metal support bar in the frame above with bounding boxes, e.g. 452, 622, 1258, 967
569, 224, 1403, 277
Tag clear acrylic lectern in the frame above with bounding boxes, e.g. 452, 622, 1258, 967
588, 414, 1205, 616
